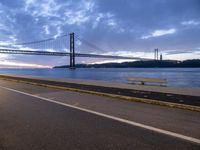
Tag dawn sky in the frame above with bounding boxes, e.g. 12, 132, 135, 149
0, 0, 200, 68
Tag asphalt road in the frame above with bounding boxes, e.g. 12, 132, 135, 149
0, 81, 199, 150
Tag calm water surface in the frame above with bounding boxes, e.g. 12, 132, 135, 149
0, 68, 200, 88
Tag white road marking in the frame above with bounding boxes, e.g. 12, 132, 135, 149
0, 85, 200, 144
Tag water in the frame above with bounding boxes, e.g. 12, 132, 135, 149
0, 68, 200, 88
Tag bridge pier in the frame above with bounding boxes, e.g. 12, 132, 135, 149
69, 32, 75, 69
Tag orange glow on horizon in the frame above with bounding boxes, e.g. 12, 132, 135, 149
0, 61, 52, 68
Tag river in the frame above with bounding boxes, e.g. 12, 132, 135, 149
0, 68, 200, 87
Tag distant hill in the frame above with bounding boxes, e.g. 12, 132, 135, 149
54, 59, 200, 68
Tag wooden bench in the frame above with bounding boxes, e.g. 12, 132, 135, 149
127, 77, 167, 86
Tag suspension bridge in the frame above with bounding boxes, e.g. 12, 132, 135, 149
0, 32, 151, 68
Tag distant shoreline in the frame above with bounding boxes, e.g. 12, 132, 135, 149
54, 59, 200, 68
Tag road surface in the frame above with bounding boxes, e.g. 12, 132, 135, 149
0, 80, 199, 150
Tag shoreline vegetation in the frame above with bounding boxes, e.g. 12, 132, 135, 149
54, 59, 200, 68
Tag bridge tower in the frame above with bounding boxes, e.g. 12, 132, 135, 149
69, 32, 75, 69
154, 48, 159, 60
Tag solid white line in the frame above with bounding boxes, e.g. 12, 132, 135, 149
0, 85, 200, 144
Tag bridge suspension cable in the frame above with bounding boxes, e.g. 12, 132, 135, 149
75, 35, 106, 52
0, 33, 70, 52
14, 34, 70, 46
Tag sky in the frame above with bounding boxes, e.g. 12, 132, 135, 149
0, 0, 200, 68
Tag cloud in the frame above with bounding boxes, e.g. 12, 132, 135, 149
92, 13, 104, 28
101, 51, 154, 59
92, 12, 124, 33
107, 18, 117, 27
54, 26, 62, 38
163, 51, 200, 60
92, 13, 117, 28
89, 59, 133, 64
164, 49, 195, 55
141, 28, 176, 39
0, 41, 12, 46
62, 1, 96, 26
0, 3, 16, 41
88, 51, 156, 64
43, 25, 50, 35
64, 10, 90, 25
181, 20, 200, 26
0, 23, 8, 31
24, 0, 62, 17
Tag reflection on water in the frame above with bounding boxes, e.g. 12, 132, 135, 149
0, 68, 200, 87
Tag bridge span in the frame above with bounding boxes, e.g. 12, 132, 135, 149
0, 32, 152, 68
